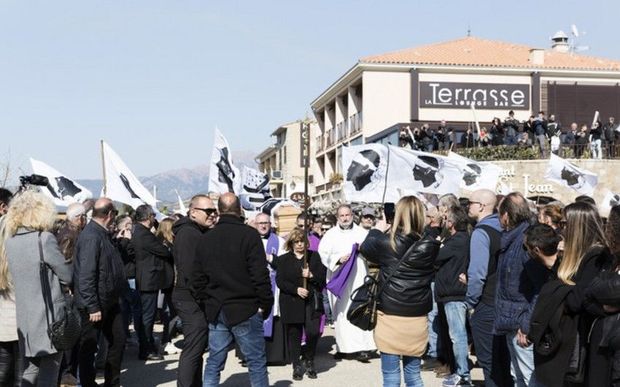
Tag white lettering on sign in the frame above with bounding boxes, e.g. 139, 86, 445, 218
420, 82, 530, 110
523, 174, 554, 195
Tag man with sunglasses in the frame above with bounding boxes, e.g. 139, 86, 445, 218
172, 194, 218, 387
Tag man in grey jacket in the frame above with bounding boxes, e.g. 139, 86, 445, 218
74, 198, 127, 387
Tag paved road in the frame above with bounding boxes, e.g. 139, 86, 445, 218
114, 326, 484, 386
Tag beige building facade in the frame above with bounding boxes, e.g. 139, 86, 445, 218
311, 36, 620, 200
256, 120, 318, 200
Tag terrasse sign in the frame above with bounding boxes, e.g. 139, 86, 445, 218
420, 81, 530, 110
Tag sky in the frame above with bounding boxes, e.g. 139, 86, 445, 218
2, 0, 620, 181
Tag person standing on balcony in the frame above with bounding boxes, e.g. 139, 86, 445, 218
603, 116, 617, 158
533, 111, 548, 158
590, 120, 603, 159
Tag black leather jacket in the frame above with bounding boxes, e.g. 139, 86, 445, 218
360, 229, 440, 317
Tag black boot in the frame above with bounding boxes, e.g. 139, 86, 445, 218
304, 359, 317, 379
293, 364, 304, 381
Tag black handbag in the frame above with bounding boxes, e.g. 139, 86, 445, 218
38, 232, 83, 351
347, 238, 419, 331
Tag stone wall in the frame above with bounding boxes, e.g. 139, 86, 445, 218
468, 159, 620, 215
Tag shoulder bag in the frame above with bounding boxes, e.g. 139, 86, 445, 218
38, 232, 82, 351
346, 236, 420, 331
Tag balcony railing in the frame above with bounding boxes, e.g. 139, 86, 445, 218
316, 135, 324, 152
350, 111, 363, 135
336, 119, 350, 142
325, 127, 335, 148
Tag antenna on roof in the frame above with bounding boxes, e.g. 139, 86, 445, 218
467, 24, 471, 37
569, 24, 589, 54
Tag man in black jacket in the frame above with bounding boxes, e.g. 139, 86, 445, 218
434, 208, 472, 386
132, 204, 173, 360
195, 193, 273, 387
172, 194, 217, 387
74, 198, 127, 387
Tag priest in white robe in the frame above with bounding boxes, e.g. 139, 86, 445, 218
319, 204, 376, 360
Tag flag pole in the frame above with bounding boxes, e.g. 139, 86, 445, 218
470, 103, 481, 148
302, 120, 310, 289
100, 140, 108, 196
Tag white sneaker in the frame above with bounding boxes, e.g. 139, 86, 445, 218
163, 342, 180, 355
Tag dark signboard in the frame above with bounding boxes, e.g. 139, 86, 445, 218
419, 81, 530, 110
299, 122, 310, 168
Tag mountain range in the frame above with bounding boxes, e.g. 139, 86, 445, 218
77, 151, 258, 205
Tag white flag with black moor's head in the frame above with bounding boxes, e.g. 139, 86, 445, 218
342, 143, 393, 202
341, 144, 463, 202
208, 128, 241, 194
102, 141, 157, 209
545, 154, 598, 195
240, 166, 271, 211
389, 146, 462, 196
30, 158, 93, 206
446, 151, 502, 191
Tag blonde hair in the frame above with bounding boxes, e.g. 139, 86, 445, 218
557, 202, 607, 285
156, 218, 175, 245
0, 191, 57, 291
390, 196, 425, 251
0, 218, 12, 291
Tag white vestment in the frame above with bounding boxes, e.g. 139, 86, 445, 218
319, 224, 376, 353
262, 234, 286, 317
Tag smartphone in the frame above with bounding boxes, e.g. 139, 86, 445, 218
384, 202, 395, 224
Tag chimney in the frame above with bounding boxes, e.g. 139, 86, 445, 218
551, 31, 570, 53
529, 48, 545, 65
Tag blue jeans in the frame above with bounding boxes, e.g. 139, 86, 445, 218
469, 303, 512, 387
203, 311, 268, 387
506, 331, 535, 387
444, 301, 470, 378
380, 353, 422, 387
427, 282, 441, 358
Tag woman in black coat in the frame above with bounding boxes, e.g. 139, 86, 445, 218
276, 229, 326, 381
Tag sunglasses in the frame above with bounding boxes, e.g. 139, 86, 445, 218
194, 208, 218, 216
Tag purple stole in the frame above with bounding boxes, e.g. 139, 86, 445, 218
263, 232, 279, 338
325, 243, 359, 298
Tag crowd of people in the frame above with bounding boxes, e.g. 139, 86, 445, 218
399, 111, 620, 159
1, 183, 620, 387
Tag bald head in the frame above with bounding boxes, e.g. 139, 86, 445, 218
218, 193, 241, 216
468, 189, 497, 221
92, 198, 115, 219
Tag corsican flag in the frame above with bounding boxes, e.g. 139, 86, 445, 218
545, 154, 598, 195
101, 141, 157, 209
175, 189, 187, 215
601, 190, 620, 217
446, 151, 502, 191
30, 158, 92, 206
389, 146, 462, 196
341, 143, 392, 202
209, 128, 241, 194
240, 166, 272, 211
341, 144, 463, 203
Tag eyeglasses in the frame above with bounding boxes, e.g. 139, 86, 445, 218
321, 227, 331, 231
468, 201, 485, 207
194, 208, 218, 216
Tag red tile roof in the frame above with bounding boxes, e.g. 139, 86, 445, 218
360, 36, 620, 71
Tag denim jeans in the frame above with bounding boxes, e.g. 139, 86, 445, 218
591, 139, 602, 159
427, 282, 441, 358
380, 353, 422, 387
444, 301, 470, 378
120, 280, 143, 340
506, 331, 535, 387
469, 303, 512, 387
203, 311, 268, 387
